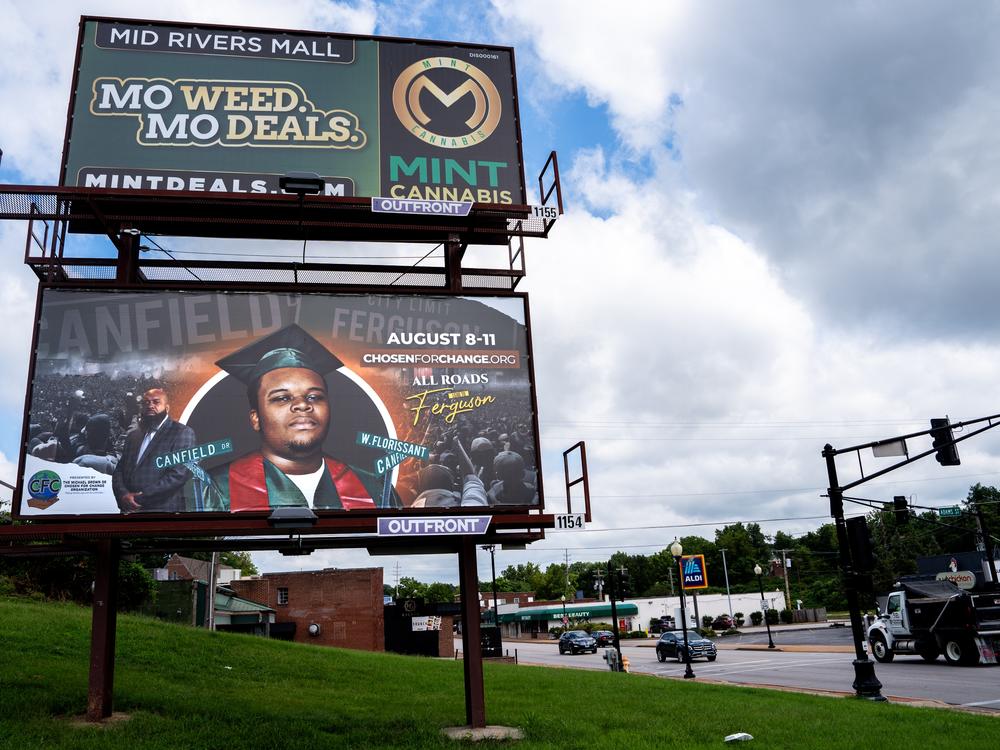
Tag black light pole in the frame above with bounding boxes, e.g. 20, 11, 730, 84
753, 564, 776, 649
824, 444, 884, 701
481, 544, 499, 627
819, 414, 1000, 699
670, 540, 695, 679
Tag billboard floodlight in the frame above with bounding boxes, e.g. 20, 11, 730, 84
279, 172, 325, 195
268, 507, 319, 528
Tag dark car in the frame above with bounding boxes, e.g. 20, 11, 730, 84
558, 630, 598, 655
593, 630, 615, 647
712, 615, 734, 630
656, 631, 717, 663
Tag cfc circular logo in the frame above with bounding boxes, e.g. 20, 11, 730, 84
392, 57, 502, 149
28, 470, 62, 502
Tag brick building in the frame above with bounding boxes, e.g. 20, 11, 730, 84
156, 554, 241, 585
230, 568, 383, 651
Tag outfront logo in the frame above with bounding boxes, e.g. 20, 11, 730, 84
27, 469, 62, 509
392, 58, 502, 148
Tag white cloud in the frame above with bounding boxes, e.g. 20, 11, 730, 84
0, 1, 376, 178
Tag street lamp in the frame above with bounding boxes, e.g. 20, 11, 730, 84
754, 564, 776, 649
670, 540, 695, 679
560, 594, 568, 630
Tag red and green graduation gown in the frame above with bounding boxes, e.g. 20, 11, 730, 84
204, 453, 380, 511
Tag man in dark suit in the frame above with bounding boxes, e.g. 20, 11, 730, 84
111, 388, 196, 513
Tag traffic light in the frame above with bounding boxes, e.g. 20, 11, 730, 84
845, 516, 875, 573
893, 495, 909, 526
930, 417, 960, 466
618, 569, 631, 600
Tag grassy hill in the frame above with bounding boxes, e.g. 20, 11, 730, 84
0, 596, 995, 749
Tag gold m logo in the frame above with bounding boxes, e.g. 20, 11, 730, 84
392, 57, 502, 149
408, 78, 487, 128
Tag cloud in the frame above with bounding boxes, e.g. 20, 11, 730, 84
496, 1, 1000, 337
0, 1, 376, 179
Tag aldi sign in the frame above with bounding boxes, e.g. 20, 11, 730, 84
681, 554, 708, 590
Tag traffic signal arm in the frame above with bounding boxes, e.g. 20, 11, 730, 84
828, 413, 1000, 493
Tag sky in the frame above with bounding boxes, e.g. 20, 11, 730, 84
3, 0, 1000, 588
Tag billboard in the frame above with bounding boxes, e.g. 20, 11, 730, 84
61, 17, 526, 205
17, 289, 540, 519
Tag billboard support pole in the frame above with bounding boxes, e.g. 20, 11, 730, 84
457, 536, 486, 728
87, 539, 120, 721
115, 231, 140, 285
444, 234, 465, 292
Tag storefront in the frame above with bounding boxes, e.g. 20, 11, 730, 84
499, 602, 639, 638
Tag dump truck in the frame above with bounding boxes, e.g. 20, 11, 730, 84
866, 579, 1000, 666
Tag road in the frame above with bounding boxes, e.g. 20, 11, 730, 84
496, 638, 1000, 712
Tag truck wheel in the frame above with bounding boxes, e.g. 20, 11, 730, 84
917, 643, 939, 662
870, 632, 894, 663
943, 638, 979, 666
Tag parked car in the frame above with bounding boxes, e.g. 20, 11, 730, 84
712, 615, 734, 630
655, 631, 718, 662
558, 630, 598, 655
593, 630, 615, 647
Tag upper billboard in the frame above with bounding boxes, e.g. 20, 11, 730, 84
61, 18, 526, 205
17, 289, 540, 519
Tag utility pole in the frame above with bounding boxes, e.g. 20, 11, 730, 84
594, 568, 605, 601
973, 503, 999, 584
779, 550, 792, 611
668, 564, 675, 596
207, 551, 219, 630
719, 548, 733, 619
394, 561, 401, 600
564, 549, 571, 597
481, 545, 499, 626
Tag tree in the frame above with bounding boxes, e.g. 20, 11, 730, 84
494, 563, 542, 593
220, 551, 258, 577
535, 564, 574, 600
395, 576, 426, 600
714, 523, 770, 585
424, 582, 458, 603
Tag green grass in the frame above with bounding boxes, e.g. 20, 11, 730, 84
0, 597, 996, 749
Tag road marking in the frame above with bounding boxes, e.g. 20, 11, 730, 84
961, 698, 1000, 707
698, 657, 844, 677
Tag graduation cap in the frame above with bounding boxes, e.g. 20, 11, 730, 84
215, 324, 344, 386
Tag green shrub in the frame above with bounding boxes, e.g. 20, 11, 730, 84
780, 608, 794, 624
765, 608, 779, 625
702, 615, 714, 628
750, 611, 763, 626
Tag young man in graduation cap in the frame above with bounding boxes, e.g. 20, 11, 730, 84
203, 324, 395, 511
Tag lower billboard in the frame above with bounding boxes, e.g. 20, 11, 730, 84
17, 289, 540, 519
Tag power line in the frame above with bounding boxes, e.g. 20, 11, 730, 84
540, 418, 927, 427
141, 236, 202, 282
548, 514, 833, 535
585, 471, 1000, 501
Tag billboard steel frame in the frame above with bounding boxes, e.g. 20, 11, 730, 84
0, 15, 569, 731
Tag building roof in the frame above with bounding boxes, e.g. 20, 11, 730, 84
215, 590, 275, 614
167, 554, 238, 581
